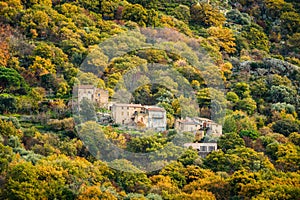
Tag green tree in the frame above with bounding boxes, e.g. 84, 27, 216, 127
33, 42, 69, 69
226, 91, 239, 104
0, 143, 13, 173
237, 97, 257, 115
77, 71, 106, 88
232, 82, 251, 99
288, 132, 300, 146
110, 159, 151, 194
271, 102, 296, 115
204, 147, 274, 173
0, 66, 29, 94
241, 25, 270, 52
127, 135, 167, 153
3, 162, 42, 199
218, 132, 245, 152
268, 85, 297, 104
160, 161, 186, 188
226, 9, 251, 25
171, 5, 190, 23
79, 98, 97, 122
264, 0, 294, 17
239, 129, 260, 140
287, 33, 300, 54
0, 94, 17, 114
280, 11, 300, 35
223, 115, 237, 133
81, 46, 109, 77
146, 9, 160, 27
122, 4, 148, 27
272, 119, 300, 136
177, 148, 199, 166
100, 0, 120, 19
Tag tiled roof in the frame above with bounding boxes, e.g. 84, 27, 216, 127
145, 106, 165, 112
74, 85, 95, 89
177, 120, 201, 125
112, 103, 143, 108
195, 117, 212, 122
95, 88, 108, 93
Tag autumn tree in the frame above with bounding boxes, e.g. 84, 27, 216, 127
0, 24, 12, 66
207, 27, 236, 54
122, 4, 148, 27
28, 56, 56, 78
190, 3, 226, 28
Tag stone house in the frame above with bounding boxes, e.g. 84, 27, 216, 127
111, 103, 144, 125
110, 103, 167, 131
207, 122, 222, 136
175, 117, 222, 136
175, 117, 207, 132
142, 106, 167, 131
73, 85, 109, 107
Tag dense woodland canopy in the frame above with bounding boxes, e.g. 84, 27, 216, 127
0, 0, 299, 199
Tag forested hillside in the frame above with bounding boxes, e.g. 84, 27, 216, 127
0, 0, 299, 199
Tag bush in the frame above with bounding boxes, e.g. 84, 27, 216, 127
272, 119, 300, 136
0, 94, 17, 114
239, 130, 260, 140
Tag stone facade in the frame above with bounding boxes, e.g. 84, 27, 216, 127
110, 103, 167, 131
73, 85, 109, 107
175, 117, 222, 136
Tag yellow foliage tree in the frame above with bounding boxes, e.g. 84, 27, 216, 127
207, 27, 236, 54
29, 56, 56, 77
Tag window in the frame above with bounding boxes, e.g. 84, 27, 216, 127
98, 93, 100, 96
200, 146, 207, 152
121, 112, 124, 116
208, 146, 215, 152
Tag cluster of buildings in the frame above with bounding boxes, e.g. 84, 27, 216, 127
73, 85, 221, 155
175, 117, 222, 157
175, 117, 222, 136
110, 103, 167, 131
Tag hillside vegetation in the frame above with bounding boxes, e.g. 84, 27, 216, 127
0, 0, 299, 199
